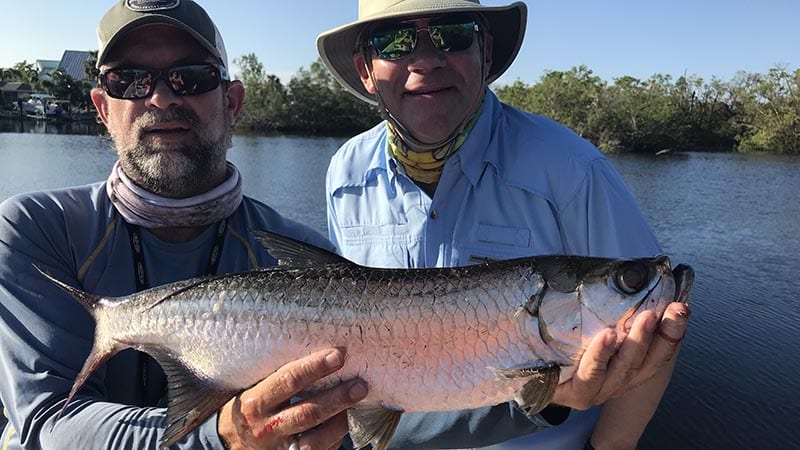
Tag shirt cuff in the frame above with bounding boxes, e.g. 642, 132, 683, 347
198, 411, 228, 449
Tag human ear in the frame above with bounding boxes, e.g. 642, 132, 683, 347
353, 52, 377, 94
224, 80, 245, 122
90, 87, 111, 125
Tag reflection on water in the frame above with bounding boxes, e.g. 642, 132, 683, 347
0, 117, 105, 136
609, 152, 800, 450
1, 129, 799, 450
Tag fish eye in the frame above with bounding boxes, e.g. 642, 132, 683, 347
613, 261, 649, 294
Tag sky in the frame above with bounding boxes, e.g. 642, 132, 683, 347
1, 0, 797, 87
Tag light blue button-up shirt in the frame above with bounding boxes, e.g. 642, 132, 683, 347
327, 91, 660, 265
326, 91, 662, 449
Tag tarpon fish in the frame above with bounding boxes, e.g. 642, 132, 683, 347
41, 231, 694, 449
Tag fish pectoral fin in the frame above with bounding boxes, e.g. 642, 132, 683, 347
150, 348, 239, 448
489, 361, 558, 380
347, 406, 403, 450
252, 229, 351, 267
511, 364, 561, 417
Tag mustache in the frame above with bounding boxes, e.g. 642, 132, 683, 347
133, 107, 201, 133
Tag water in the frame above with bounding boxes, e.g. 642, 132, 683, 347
1, 127, 799, 450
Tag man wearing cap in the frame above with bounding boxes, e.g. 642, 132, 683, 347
0, 1, 367, 449
319, 1, 691, 449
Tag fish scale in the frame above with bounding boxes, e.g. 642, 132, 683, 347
40, 230, 694, 449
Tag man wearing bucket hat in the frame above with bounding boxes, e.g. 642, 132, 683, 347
0, 1, 368, 449
319, 1, 691, 449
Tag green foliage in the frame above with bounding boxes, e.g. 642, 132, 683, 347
286, 59, 380, 134
731, 67, 800, 154
496, 66, 784, 153
3, 61, 42, 91
41, 68, 92, 105
234, 55, 379, 134
234, 53, 289, 131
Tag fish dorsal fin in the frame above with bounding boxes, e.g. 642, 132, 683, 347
347, 406, 403, 450
252, 229, 351, 267
148, 346, 240, 447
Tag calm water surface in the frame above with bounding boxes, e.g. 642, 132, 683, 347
1, 126, 798, 450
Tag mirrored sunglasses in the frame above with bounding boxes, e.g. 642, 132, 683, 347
369, 18, 480, 61
99, 63, 223, 100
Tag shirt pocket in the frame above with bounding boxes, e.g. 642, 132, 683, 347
476, 224, 531, 247
338, 224, 414, 267
458, 224, 551, 265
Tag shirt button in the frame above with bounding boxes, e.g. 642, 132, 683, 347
429, 209, 439, 219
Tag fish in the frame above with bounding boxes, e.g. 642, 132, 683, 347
40, 230, 694, 449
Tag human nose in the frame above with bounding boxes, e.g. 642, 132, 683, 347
407, 29, 446, 71
145, 77, 183, 109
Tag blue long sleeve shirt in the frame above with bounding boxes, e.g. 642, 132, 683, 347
326, 91, 662, 449
0, 181, 332, 450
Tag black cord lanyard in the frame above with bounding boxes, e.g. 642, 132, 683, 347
123, 218, 228, 404
124, 219, 228, 291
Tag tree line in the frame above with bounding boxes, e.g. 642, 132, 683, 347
234, 55, 800, 154
494, 65, 799, 154
3, 53, 797, 153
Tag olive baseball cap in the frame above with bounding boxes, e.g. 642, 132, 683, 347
96, 0, 229, 79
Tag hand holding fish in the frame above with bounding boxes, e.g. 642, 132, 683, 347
218, 348, 368, 450
549, 300, 690, 410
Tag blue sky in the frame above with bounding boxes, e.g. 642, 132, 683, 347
1, 0, 797, 86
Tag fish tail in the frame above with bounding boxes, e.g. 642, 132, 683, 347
34, 265, 124, 422
56, 334, 122, 422
34, 264, 102, 313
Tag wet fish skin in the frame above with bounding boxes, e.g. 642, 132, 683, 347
40, 230, 694, 449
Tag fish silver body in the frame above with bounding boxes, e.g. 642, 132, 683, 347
42, 231, 694, 449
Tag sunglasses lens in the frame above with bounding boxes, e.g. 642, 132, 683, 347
167, 64, 221, 96
103, 69, 154, 99
101, 64, 221, 99
429, 22, 476, 52
371, 25, 417, 60
369, 19, 477, 60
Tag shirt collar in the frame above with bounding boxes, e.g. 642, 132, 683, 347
449, 90, 501, 186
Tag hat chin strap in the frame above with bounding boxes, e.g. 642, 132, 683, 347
365, 35, 489, 152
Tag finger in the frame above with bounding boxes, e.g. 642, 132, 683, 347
634, 302, 691, 384
596, 310, 657, 401
240, 348, 347, 415
551, 329, 616, 409
270, 379, 368, 437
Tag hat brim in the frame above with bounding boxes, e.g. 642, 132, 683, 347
317, 1, 527, 105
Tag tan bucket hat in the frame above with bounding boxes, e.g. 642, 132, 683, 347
316, 0, 527, 105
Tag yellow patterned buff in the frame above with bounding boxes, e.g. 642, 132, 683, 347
387, 106, 482, 184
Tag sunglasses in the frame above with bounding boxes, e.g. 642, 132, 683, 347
99, 63, 225, 100
368, 18, 480, 60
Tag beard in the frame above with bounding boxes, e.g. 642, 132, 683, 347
113, 107, 232, 198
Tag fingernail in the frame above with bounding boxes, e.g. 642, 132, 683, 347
645, 314, 658, 333
325, 350, 344, 369
604, 330, 617, 347
675, 304, 691, 319
349, 380, 368, 400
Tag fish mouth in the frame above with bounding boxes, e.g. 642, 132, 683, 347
672, 264, 695, 305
